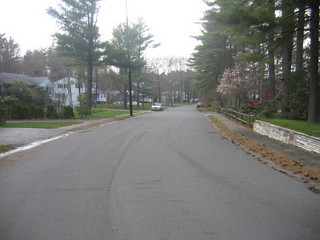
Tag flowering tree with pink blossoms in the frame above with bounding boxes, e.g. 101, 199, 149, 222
216, 54, 264, 108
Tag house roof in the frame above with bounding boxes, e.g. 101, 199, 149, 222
0, 72, 52, 86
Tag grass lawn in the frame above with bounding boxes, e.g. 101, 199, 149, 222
1, 109, 141, 129
1, 121, 81, 129
95, 103, 152, 110
75, 108, 130, 119
260, 118, 320, 137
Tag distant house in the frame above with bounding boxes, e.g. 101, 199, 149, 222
96, 90, 107, 103
0, 73, 108, 106
53, 77, 85, 106
52, 77, 102, 106
0, 72, 54, 97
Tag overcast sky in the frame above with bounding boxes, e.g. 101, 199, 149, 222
0, 0, 208, 58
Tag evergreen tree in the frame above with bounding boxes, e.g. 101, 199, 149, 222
104, 19, 158, 109
307, 0, 319, 122
0, 34, 21, 73
189, 2, 233, 94
191, 0, 319, 121
47, 0, 104, 110
22, 49, 48, 76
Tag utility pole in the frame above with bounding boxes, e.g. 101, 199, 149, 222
125, 0, 133, 116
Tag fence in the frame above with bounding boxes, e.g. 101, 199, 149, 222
219, 108, 255, 127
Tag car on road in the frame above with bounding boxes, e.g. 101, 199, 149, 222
151, 103, 163, 111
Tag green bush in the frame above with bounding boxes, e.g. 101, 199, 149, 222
0, 98, 7, 125
9, 103, 28, 119
6, 103, 45, 120
46, 106, 58, 119
62, 106, 75, 119
240, 103, 254, 114
254, 99, 278, 118
30, 104, 45, 119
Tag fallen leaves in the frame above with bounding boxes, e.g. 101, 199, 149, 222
207, 115, 320, 192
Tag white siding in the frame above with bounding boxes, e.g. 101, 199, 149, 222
53, 77, 86, 106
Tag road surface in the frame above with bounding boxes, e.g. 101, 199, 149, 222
0, 105, 319, 240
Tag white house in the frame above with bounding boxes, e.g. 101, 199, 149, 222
53, 77, 87, 106
52, 77, 107, 106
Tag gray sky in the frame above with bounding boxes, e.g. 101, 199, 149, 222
0, 0, 208, 58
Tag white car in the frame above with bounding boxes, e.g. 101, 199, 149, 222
151, 103, 163, 111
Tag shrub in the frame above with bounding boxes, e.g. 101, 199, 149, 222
46, 106, 58, 119
29, 104, 45, 119
0, 98, 7, 125
33, 105, 45, 119
62, 106, 75, 119
6, 103, 45, 120
211, 100, 220, 110
254, 99, 278, 118
9, 103, 29, 119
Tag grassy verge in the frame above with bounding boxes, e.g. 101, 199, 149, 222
1, 109, 145, 128
207, 115, 320, 189
1, 121, 81, 129
94, 103, 152, 110
0, 145, 15, 153
75, 108, 130, 119
260, 118, 320, 137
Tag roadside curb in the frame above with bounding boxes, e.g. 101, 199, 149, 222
0, 112, 149, 159
205, 114, 320, 194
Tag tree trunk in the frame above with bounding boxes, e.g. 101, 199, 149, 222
268, 47, 276, 99
267, 0, 276, 100
157, 76, 161, 103
94, 67, 98, 108
307, 0, 319, 122
87, 60, 93, 110
137, 82, 140, 110
124, 83, 127, 109
296, 1, 305, 72
280, 0, 294, 115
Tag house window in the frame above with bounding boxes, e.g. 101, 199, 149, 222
55, 93, 66, 99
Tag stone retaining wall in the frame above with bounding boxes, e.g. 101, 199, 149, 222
253, 120, 320, 154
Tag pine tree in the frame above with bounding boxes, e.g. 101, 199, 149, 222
307, 0, 319, 122
190, 1, 233, 95
47, 0, 104, 111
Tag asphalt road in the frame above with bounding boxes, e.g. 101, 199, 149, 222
0, 105, 319, 240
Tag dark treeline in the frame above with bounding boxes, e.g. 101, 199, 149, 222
190, 0, 319, 122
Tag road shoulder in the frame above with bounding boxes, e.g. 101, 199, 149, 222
205, 113, 320, 193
